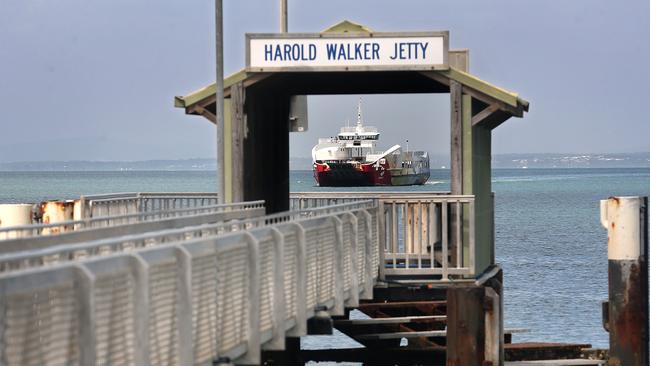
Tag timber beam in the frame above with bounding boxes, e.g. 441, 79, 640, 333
420, 70, 528, 120
177, 71, 272, 123
190, 105, 216, 124
471, 103, 513, 130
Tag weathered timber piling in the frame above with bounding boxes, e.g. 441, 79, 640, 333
446, 266, 503, 366
600, 196, 649, 365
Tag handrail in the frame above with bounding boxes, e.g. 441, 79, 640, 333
0, 200, 264, 240
0, 204, 266, 255
0, 202, 380, 365
0, 200, 375, 274
0, 201, 263, 234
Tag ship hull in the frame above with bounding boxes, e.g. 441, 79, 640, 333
388, 168, 430, 186
313, 162, 428, 187
314, 162, 391, 187
315, 170, 374, 187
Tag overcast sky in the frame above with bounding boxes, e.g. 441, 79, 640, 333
1, 0, 648, 162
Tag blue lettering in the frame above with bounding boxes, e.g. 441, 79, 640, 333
372, 43, 379, 59
420, 42, 428, 59
338, 44, 347, 60
264, 44, 272, 61
390, 42, 398, 60
390, 42, 432, 60
274, 45, 283, 60
283, 44, 292, 60
363, 43, 370, 59
326, 43, 337, 59
309, 44, 317, 60
291, 44, 301, 60
354, 43, 362, 60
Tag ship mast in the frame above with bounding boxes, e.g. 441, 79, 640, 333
356, 98, 363, 127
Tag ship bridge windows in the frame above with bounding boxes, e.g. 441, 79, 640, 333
337, 135, 379, 140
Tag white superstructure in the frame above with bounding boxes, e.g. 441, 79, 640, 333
312, 99, 382, 163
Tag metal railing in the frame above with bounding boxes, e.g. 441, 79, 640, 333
8, 189, 478, 279
0, 200, 376, 275
0, 203, 379, 366
0, 200, 263, 240
0, 202, 266, 254
78, 192, 220, 218
291, 192, 476, 280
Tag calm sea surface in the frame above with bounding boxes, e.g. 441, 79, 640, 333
1, 168, 649, 352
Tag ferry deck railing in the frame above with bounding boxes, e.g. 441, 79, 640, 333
0, 201, 379, 366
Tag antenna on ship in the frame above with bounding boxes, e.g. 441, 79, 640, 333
357, 97, 363, 127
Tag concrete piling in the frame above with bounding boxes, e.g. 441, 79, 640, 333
600, 196, 649, 366
0, 204, 33, 239
40, 200, 75, 235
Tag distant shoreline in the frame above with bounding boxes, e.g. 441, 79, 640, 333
1, 153, 649, 171
1, 167, 650, 173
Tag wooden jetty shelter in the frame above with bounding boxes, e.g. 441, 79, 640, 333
174, 20, 529, 282
2, 18, 646, 366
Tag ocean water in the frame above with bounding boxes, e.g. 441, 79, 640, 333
1, 168, 649, 352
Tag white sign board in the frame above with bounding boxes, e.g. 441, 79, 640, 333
246, 32, 448, 72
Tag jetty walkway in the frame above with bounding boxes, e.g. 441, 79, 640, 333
0, 191, 479, 365
0, 192, 612, 365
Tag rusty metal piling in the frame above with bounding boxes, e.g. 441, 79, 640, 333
600, 196, 648, 366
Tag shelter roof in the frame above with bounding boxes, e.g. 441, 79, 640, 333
174, 21, 529, 128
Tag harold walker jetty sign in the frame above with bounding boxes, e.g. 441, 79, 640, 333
246, 31, 449, 72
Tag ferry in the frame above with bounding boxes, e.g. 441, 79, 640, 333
312, 100, 430, 187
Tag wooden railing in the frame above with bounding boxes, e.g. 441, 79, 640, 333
290, 192, 477, 280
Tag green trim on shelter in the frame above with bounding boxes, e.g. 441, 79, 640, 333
441, 68, 525, 109
174, 66, 529, 115
174, 69, 248, 109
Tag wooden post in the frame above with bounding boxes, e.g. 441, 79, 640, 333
223, 98, 233, 203
406, 203, 413, 255
458, 94, 497, 276
242, 81, 290, 214
450, 80, 463, 195
230, 82, 245, 203
447, 267, 503, 366
214, 0, 225, 203
446, 285, 486, 366
449, 81, 464, 267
